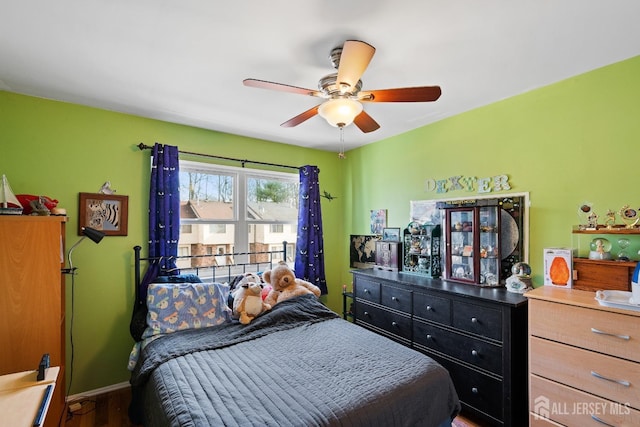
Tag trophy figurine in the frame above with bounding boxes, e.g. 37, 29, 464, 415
619, 205, 640, 229
604, 209, 616, 230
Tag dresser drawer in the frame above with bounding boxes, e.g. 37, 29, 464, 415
530, 374, 640, 426
452, 301, 502, 341
529, 299, 640, 362
414, 319, 502, 375
380, 285, 412, 313
530, 336, 640, 410
354, 278, 381, 303
355, 301, 412, 341
446, 360, 503, 421
413, 292, 451, 325
529, 413, 565, 426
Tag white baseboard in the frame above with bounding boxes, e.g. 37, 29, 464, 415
67, 381, 129, 402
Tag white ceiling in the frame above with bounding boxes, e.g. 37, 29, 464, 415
1, 1, 639, 153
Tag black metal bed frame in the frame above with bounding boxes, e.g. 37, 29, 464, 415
133, 242, 288, 303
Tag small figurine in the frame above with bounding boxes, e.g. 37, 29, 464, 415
99, 181, 116, 195
604, 209, 616, 229
589, 238, 612, 260
586, 211, 598, 230
506, 262, 533, 294
29, 196, 51, 216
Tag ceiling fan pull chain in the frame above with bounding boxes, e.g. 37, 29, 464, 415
338, 125, 346, 159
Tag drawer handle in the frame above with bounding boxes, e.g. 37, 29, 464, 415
471, 350, 479, 357
590, 327, 630, 340
364, 289, 370, 294
471, 387, 478, 394
426, 305, 432, 311
426, 334, 432, 340
363, 311, 369, 316
471, 317, 478, 323
391, 321, 398, 327
591, 370, 631, 387
591, 414, 615, 427
391, 296, 398, 301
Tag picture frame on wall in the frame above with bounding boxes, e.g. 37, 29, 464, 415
370, 209, 387, 234
382, 227, 401, 242
78, 192, 129, 236
350, 234, 381, 268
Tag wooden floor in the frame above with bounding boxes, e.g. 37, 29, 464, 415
64, 386, 485, 427
65, 387, 139, 427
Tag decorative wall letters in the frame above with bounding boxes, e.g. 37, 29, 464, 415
424, 174, 511, 194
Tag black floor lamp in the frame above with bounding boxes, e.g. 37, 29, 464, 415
60, 225, 105, 416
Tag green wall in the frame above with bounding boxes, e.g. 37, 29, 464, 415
342, 55, 640, 288
0, 94, 345, 394
1, 54, 638, 395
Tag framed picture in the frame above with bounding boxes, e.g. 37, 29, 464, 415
78, 192, 129, 236
350, 234, 381, 268
382, 227, 401, 242
370, 209, 387, 234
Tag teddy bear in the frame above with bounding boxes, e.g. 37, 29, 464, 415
228, 272, 272, 303
231, 278, 271, 325
263, 261, 321, 307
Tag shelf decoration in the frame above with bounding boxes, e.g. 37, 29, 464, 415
620, 205, 640, 229
505, 262, 533, 293
604, 209, 616, 229
577, 202, 596, 230
588, 238, 612, 260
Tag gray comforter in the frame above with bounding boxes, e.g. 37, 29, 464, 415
130, 295, 460, 427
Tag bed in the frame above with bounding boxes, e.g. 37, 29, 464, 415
128, 247, 460, 427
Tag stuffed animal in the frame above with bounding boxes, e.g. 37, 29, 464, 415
231, 279, 271, 325
263, 261, 321, 307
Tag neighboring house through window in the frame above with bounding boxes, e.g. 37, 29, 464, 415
178, 160, 298, 273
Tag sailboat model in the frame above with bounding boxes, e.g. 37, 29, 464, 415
0, 174, 23, 215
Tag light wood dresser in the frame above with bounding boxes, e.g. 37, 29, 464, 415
0, 216, 66, 427
526, 286, 640, 426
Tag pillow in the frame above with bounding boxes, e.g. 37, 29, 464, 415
131, 275, 205, 342
142, 282, 232, 339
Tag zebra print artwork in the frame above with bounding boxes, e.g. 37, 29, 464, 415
87, 198, 120, 230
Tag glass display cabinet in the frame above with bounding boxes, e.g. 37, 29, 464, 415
438, 197, 525, 286
402, 223, 442, 278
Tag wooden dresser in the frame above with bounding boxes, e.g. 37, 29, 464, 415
0, 216, 66, 427
526, 287, 640, 426
351, 269, 529, 427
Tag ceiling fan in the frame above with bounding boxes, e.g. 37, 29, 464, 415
243, 40, 442, 133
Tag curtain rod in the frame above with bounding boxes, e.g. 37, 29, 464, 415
137, 143, 301, 171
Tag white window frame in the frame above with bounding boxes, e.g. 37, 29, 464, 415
179, 160, 298, 263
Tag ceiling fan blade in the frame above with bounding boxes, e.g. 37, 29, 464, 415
353, 110, 380, 133
243, 79, 322, 97
336, 40, 376, 93
280, 105, 320, 128
359, 86, 442, 102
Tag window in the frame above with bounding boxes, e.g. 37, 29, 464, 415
178, 160, 298, 271
209, 224, 227, 233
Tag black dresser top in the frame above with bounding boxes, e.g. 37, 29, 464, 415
351, 268, 529, 307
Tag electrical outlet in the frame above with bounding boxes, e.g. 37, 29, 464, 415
69, 402, 82, 413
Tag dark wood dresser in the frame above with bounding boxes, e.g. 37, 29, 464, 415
351, 269, 528, 427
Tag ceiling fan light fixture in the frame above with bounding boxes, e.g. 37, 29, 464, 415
318, 98, 363, 128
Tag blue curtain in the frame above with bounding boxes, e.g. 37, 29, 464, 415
294, 165, 327, 294
131, 143, 180, 340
